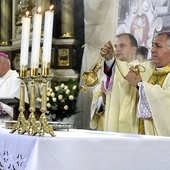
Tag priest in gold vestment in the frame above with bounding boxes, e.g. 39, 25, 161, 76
91, 32, 170, 136
90, 33, 139, 132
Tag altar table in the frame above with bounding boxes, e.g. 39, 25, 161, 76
0, 126, 170, 170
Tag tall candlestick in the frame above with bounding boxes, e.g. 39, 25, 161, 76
20, 11, 31, 67
42, 5, 54, 65
30, 8, 43, 68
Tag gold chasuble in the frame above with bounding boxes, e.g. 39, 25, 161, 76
139, 65, 170, 135
140, 64, 170, 136
148, 65, 170, 86
102, 60, 141, 133
91, 59, 170, 136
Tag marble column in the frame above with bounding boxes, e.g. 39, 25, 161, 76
61, 0, 74, 38
0, 0, 12, 45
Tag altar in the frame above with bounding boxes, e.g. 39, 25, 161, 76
0, 126, 170, 170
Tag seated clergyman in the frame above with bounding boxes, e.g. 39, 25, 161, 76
0, 53, 29, 121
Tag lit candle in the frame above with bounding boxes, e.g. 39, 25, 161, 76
42, 5, 54, 65
30, 7, 43, 68
20, 11, 31, 67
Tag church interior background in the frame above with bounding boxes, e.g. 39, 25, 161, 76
0, 0, 170, 129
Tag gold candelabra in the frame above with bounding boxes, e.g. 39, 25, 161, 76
11, 64, 55, 137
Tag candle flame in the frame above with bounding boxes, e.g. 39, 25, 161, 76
49, 5, 54, 11
37, 7, 41, 13
26, 11, 29, 17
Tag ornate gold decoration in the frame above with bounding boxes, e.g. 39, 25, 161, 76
26, 71, 39, 136
11, 64, 55, 137
19, 65, 28, 78
30, 68, 38, 77
36, 63, 56, 137
10, 112, 28, 134
11, 78, 28, 134
80, 57, 102, 92
60, 32, 74, 38
0, 41, 10, 46
27, 65, 55, 137
115, 60, 146, 79
79, 45, 115, 92
39, 107, 55, 137
132, 65, 146, 74
15, 0, 35, 26
26, 111, 39, 136
58, 49, 69, 67
138, 118, 145, 135
41, 67, 50, 77
39, 66, 55, 137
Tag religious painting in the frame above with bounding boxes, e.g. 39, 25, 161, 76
58, 48, 70, 67
117, 0, 170, 52
51, 43, 78, 70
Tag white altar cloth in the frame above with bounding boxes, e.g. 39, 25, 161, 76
0, 127, 170, 170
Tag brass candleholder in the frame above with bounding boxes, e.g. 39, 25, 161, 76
26, 68, 39, 136
11, 67, 28, 134
38, 63, 55, 137
11, 64, 55, 137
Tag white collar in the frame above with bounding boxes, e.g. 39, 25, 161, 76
156, 67, 164, 71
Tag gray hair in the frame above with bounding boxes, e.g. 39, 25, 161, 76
156, 32, 170, 46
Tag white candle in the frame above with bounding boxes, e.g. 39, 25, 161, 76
20, 11, 31, 67
42, 6, 54, 64
30, 8, 43, 68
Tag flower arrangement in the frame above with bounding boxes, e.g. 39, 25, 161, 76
36, 79, 79, 121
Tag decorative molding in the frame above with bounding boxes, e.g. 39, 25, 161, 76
117, 0, 170, 50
